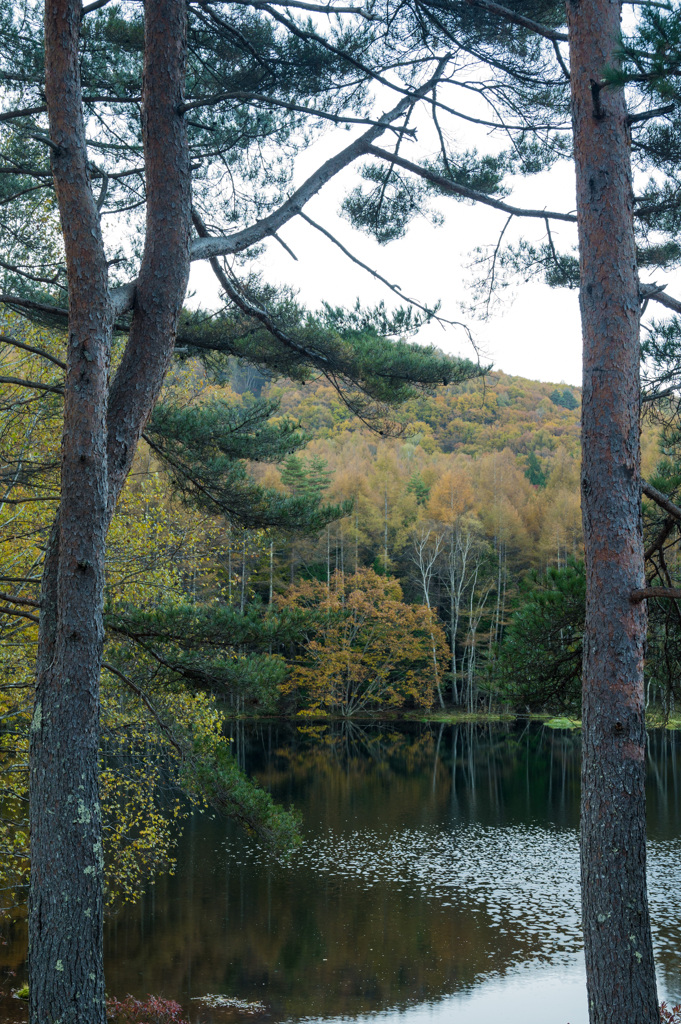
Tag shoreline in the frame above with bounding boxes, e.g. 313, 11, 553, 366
222, 709, 681, 730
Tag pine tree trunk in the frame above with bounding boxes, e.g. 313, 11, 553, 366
566, 0, 658, 1018
30, 4, 112, 1019
30, 2, 191, 1021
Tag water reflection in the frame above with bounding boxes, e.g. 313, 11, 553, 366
3, 721, 681, 1024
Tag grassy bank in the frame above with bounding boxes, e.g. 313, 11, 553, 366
223, 707, 681, 729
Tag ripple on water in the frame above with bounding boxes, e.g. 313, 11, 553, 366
240, 822, 681, 973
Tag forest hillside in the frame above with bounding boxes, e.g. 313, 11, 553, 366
0, 326, 671, 910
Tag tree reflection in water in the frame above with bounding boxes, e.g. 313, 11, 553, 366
2, 722, 681, 1023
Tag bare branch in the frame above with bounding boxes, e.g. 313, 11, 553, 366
648, 288, 681, 316
645, 515, 676, 561
0, 293, 69, 318
193, 210, 331, 366
81, 0, 115, 12
101, 662, 183, 755
0, 496, 59, 503
0, 105, 48, 123
628, 103, 675, 125
27, 132, 61, 154
0, 376, 63, 394
0, 606, 39, 623
300, 210, 454, 325
0, 334, 66, 369
197, 0, 378, 18
641, 385, 677, 403
0, 592, 41, 608
552, 40, 570, 80
271, 231, 298, 260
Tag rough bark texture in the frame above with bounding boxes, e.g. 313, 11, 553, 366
29, 1, 191, 1021
106, 0, 191, 512
566, 0, 659, 1020
29, 2, 112, 1021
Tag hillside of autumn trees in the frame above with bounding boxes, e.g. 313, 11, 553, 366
0, 328, 585, 915
1, 309, 679, 928
1, 316, 667, 745
6, 0, 681, 1015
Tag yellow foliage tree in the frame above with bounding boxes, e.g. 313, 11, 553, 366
427, 466, 475, 525
0, 319, 254, 915
277, 567, 447, 715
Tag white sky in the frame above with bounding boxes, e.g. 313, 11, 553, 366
190, 126, 584, 386
187, 72, 673, 390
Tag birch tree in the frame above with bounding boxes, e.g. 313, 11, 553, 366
410, 523, 446, 706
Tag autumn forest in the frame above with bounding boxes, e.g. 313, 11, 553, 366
5, 0, 681, 1019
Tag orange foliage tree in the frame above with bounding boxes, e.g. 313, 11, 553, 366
277, 568, 446, 715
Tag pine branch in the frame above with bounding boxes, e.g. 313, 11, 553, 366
364, 144, 577, 222
0, 592, 41, 608
642, 480, 681, 521
189, 60, 450, 264
454, 0, 568, 42
179, 91, 417, 137
631, 586, 681, 602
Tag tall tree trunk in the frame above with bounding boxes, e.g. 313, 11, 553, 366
384, 487, 388, 573
228, 528, 233, 605
566, 0, 658, 1019
241, 538, 247, 613
30, 3, 112, 1019
340, 518, 345, 577
269, 539, 274, 604
450, 552, 458, 704
29, 2, 191, 1021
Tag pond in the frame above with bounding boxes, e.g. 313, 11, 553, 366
3, 721, 681, 1023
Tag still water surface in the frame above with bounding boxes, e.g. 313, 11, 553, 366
3, 721, 681, 1023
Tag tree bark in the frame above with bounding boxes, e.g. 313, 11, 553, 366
106, 0, 191, 511
566, 0, 659, 1019
29, 1, 191, 1021
30, 2, 112, 1019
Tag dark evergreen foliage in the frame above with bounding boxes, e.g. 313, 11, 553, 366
496, 560, 585, 713
147, 398, 348, 532
549, 388, 579, 409
524, 450, 547, 486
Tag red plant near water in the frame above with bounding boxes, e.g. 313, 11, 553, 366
106, 994, 190, 1024
660, 1003, 681, 1023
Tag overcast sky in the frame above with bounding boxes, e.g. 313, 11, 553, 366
190, 124, 585, 387
187, 73, 671, 391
